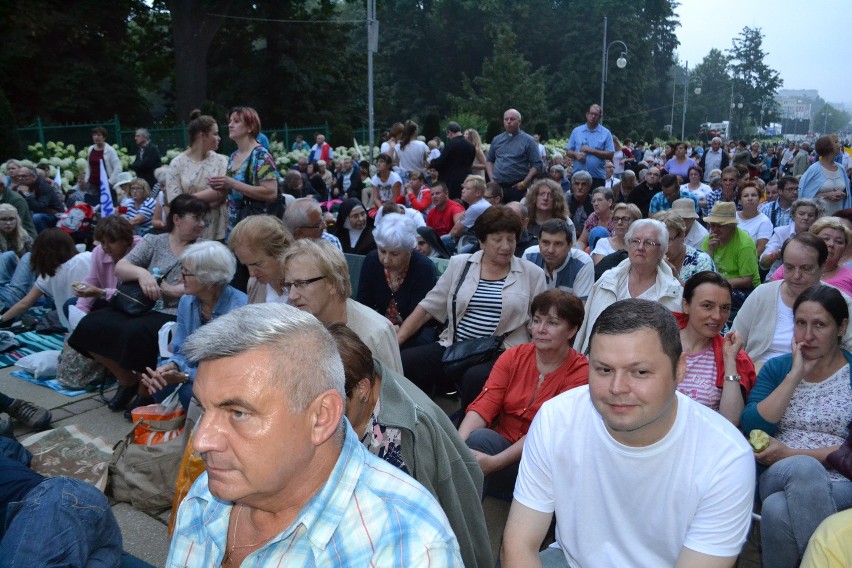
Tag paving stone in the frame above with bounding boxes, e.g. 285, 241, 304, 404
112, 503, 170, 566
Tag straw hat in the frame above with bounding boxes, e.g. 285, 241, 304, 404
671, 198, 698, 220
704, 201, 738, 225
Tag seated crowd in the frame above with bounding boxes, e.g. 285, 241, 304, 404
1, 105, 852, 566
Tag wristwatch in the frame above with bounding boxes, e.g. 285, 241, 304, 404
723, 374, 740, 383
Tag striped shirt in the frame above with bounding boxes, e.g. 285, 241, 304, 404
121, 197, 156, 232
678, 345, 721, 411
167, 423, 462, 567
455, 278, 505, 341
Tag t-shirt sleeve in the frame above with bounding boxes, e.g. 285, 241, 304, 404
124, 234, 155, 268
573, 261, 594, 300
513, 402, 556, 513
756, 218, 774, 241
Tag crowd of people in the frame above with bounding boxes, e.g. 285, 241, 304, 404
1, 102, 851, 566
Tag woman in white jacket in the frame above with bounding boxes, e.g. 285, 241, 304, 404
84, 126, 123, 190
574, 219, 683, 352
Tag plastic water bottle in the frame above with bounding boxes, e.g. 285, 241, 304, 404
151, 267, 164, 311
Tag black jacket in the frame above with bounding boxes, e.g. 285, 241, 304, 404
131, 142, 161, 189
430, 136, 475, 198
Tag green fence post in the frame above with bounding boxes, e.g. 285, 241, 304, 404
284, 123, 289, 150
36, 117, 45, 145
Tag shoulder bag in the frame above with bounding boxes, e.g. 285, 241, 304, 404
441, 260, 508, 376
111, 262, 179, 316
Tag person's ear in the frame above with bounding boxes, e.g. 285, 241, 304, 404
307, 390, 344, 446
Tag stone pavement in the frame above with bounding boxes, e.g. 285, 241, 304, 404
2, 365, 761, 567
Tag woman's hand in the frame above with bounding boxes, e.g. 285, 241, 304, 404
470, 450, 503, 476
72, 282, 103, 298
790, 339, 817, 380
722, 331, 743, 368
208, 176, 231, 192
137, 271, 161, 301
754, 436, 790, 467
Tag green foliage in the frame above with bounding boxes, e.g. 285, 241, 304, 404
533, 122, 549, 140
422, 114, 440, 141
443, 112, 488, 136
330, 124, 355, 149
727, 27, 783, 133
0, 88, 21, 160
643, 130, 656, 145
486, 120, 503, 142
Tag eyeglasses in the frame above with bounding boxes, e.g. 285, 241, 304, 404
627, 238, 661, 249
613, 216, 632, 224
282, 275, 325, 292
181, 214, 207, 226
180, 268, 195, 279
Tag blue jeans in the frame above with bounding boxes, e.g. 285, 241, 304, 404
32, 213, 57, 234
0, 252, 35, 310
759, 455, 852, 568
465, 428, 518, 500
0, 459, 123, 567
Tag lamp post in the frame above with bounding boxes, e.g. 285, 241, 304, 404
681, 63, 702, 141
823, 108, 832, 134
730, 94, 744, 139
599, 16, 627, 122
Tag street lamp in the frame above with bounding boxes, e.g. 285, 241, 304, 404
730, 93, 744, 138
681, 64, 702, 141
823, 109, 832, 134
599, 16, 627, 121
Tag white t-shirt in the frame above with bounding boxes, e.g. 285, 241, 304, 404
35, 252, 92, 330
515, 387, 755, 566
685, 221, 709, 249
395, 140, 429, 175
370, 171, 403, 203
736, 212, 773, 243
264, 283, 288, 304
758, 293, 794, 363
592, 237, 616, 257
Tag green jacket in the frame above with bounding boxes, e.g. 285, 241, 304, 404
374, 359, 492, 568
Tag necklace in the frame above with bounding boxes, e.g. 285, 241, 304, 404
223, 505, 276, 565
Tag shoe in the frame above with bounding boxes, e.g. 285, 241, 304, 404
107, 385, 136, 411
123, 395, 154, 421
6, 399, 51, 429
0, 416, 14, 438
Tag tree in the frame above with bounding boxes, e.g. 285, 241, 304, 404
681, 49, 732, 139
164, 0, 232, 122
727, 27, 783, 135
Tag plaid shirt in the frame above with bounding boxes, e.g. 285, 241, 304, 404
167, 423, 462, 568
705, 188, 742, 213
758, 200, 792, 228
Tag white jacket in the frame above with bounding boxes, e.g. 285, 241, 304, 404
84, 144, 123, 186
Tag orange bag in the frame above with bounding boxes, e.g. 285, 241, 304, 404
130, 400, 186, 446
168, 431, 206, 536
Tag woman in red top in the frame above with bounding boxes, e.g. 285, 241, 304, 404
458, 289, 588, 496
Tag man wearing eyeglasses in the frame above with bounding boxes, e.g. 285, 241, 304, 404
282, 198, 343, 250
759, 176, 798, 228
565, 104, 615, 189
705, 166, 742, 214
13, 166, 65, 233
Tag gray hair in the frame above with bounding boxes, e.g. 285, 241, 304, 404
182, 303, 346, 413
135, 128, 150, 139
626, 218, 669, 255
791, 198, 820, 217
282, 198, 319, 234
588, 299, 682, 372
572, 170, 593, 184
621, 170, 636, 181
507, 200, 529, 221
374, 213, 417, 250
179, 241, 236, 287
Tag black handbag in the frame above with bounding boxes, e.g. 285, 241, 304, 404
111, 263, 179, 317
441, 260, 507, 376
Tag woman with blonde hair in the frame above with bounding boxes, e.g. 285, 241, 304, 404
121, 178, 156, 236
0, 204, 31, 257
465, 129, 488, 179
524, 178, 573, 241
228, 214, 293, 304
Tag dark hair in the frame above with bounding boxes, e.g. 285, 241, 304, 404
187, 109, 218, 145
399, 120, 418, 149
539, 218, 573, 244
229, 106, 261, 138
778, 176, 799, 191
530, 290, 584, 330
94, 215, 134, 245
473, 205, 523, 241
660, 174, 678, 189
166, 194, 210, 232
485, 182, 503, 200
687, 165, 703, 179
30, 228, 77, 278
376, 153, 393, 166
814, 135, 835, 158
781, 232, 828, 268
793, 285, 849, 329
683, 271, 732, 304
834, 208, 852, 224
327, 322, 376, 398
91, 126, 107, 137
588, 299, 682, 371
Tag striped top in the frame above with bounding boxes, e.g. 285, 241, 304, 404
121, 196, 156, 232
455, 278, 505, 341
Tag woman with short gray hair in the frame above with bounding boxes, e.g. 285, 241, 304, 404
358, 214, 438, 348
139, 241, 247, 409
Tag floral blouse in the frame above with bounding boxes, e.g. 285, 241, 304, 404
678, 245, 716, 282
166, 151, 228, 240
225, 145, 278, 233
361, 398, 408, 474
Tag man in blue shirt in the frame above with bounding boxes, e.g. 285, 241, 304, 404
649, 174, 700, 215
566, 104, 615, 188
485, 108, 544, 203
168, 303, 462, 567
522, 219, 594, 301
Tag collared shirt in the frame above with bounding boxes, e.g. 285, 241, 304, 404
167, 423, 462, 567
522, 246, 594, 300
705, 189, 742, 212
648, 189, 700, 215
759, 200, 792, 228
320, 231, 343, 251
702, 149, 723, 181
486, 129, 544, 184
566, 123, 615, 179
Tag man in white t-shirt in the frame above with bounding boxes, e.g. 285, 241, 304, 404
502, 299, 755, 568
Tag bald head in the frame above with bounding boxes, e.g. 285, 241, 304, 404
503, 109, 522, 134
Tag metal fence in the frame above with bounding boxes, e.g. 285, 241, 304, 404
17, 116, 341, 155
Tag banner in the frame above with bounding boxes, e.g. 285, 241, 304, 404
98, 160, 114, 216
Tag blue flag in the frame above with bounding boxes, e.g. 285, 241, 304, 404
99, 159, 115, 216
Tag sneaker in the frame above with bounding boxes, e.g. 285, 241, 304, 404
6, 399, 51, 429
0, 416, 14, 438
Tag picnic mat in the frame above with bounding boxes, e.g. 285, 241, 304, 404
0, 331, 65, 369
11, 370, 89, 397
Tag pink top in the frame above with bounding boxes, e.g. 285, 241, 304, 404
76, 235, 143, 312
770, 264, 852, 296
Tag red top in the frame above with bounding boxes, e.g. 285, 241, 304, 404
467, 343, 589, 443
425, 200, 464, 236
88, 148, 104, 186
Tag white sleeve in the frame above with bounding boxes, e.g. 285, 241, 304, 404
513, 402, 556, 513
756, 218, 774, 241
573, 261, 594, 300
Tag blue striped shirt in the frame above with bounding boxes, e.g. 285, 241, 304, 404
167, 422, 462, 567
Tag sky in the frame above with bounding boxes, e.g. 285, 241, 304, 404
674, 0, 851, 106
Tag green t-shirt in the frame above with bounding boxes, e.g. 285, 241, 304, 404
701, 227, 760, 288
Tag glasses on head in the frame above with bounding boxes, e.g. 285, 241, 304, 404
613, 215, 632, 224
282, 275, 325, 293
627, 238, 661, 249
181, 214, 208, 226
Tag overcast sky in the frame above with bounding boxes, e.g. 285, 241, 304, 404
674, 0, 850, 105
